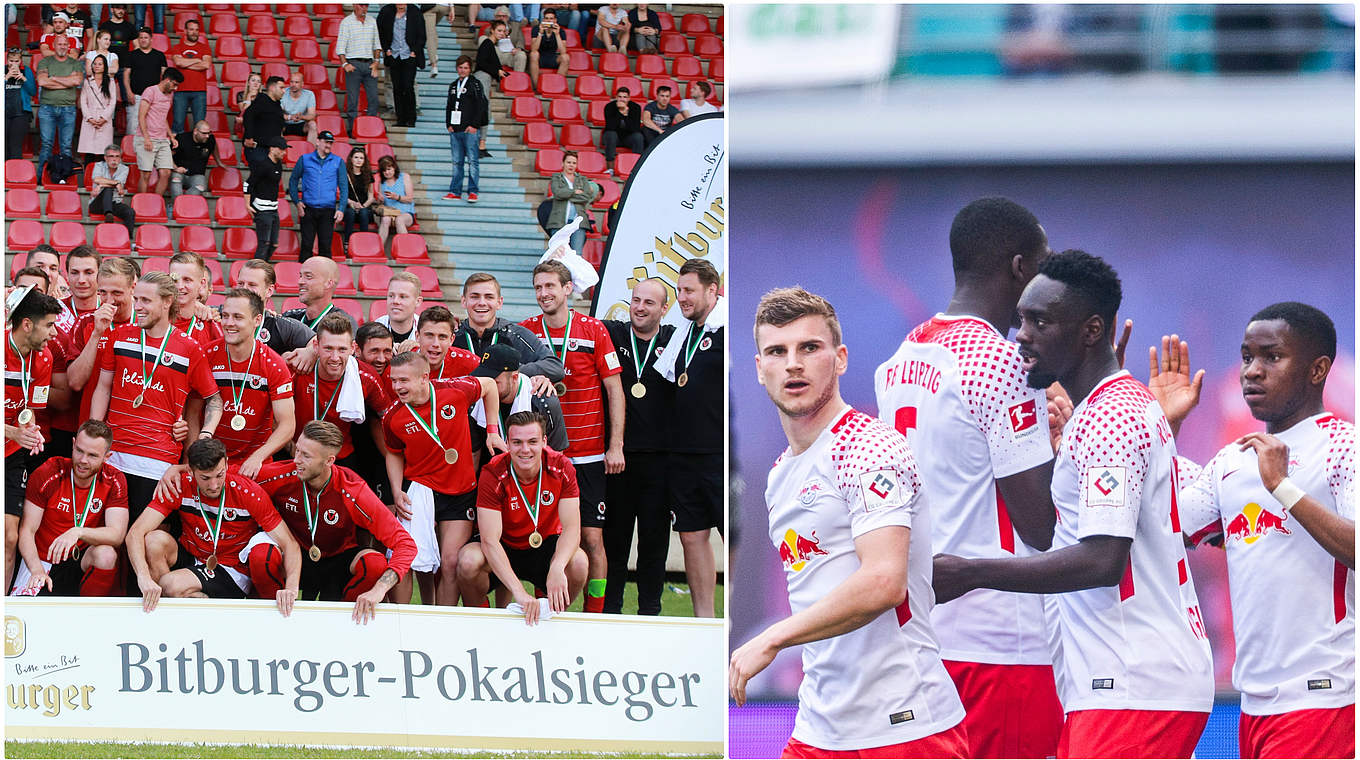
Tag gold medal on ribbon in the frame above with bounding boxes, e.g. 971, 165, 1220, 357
528, 531, 543, 548
230, 414, 247, 431
205, 554, 218, 573
16, 408, 34, 425
444, 448, 459, 464
677, 372, 689, 387
132, 394, 144, 408
676, 322, 701, 390
226, 337, 260, 432
630, 382, 646, 399
308, 545, 322, 562
628, 329, 658, 401
554, 381, 567, 396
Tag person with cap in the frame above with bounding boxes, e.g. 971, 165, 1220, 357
247, 136, 288, 262
40, 12, 85, 58
471, 343, 569, 455
287, 130, 347, 262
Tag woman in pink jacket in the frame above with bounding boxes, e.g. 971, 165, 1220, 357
77, 53, 118, 166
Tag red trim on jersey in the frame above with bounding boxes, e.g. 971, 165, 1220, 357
995, 484, 1015, 554
908, 314, 1000, 345
1335, 560, 1347, 624
1315, 414, 1337, 427
1169, 457, 1183, 533
1177, 558, 1188, 586
1119, 562, 1135, 601
829, 408, 856, 435
894, 595, 912, 626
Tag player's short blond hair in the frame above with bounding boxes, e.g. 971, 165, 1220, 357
753, 287, 842, 348
388, 272, 422, 295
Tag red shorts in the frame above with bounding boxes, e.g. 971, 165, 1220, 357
1058, 709, 1208, 759
1239, 704, 1355, 759
943, 660, 1063, 758
782, 723, 969, 759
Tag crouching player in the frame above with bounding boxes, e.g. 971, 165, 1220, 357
128, 438, 301, 615
13, 421, 127, 596
457, 411, 588, 625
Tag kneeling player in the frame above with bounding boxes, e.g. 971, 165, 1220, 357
128, 438, 301, 615
14, 421, 127, 596
456, 411, 588, 625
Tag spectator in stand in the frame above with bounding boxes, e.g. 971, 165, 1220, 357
5, 48, 38, 161
376, 155, 417, 248
680, 81, 720, 118
35, 36, 83, 178
547, 151, 599, 253
641, 84, 680, 148
601, 87, 643, 169
49, 3, 95, 47
98, 5, 137, 60
423, 4, 445, 78
84, 29, 120, 76
89, 144, 136, 240
490, 6, 528, 53
528, 8, 570, 84
628, 4, 661, 54
136, 67, 182, 195
335, 3, 383, 134
593, 4, 629, 53
288, 130, 347, 262
281, 72, 319, 147
242, 75, 286, 170
40, 12, 85, 58
168, 18, 211, 134
473, 20, 516, 157
132, 5, 164, 35
377, 3, 426, 129
468, 3, 540, 25
235, 72, 262, 116
169, 120, 221, 199
540, 3, 585, 37
77, 54, 118, 166
247, 136, 288, 262
482, 10, 528, 72
443, 56, 487, 202
121, 26, 165, 137
342, 146, 378, 250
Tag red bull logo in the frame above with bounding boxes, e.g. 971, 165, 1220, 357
1224, 502, 1292, 545
779, 528, 828, 572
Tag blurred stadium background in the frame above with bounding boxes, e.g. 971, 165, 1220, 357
727, 5, 1354, 758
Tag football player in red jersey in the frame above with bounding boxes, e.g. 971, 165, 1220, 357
457, 411, 588, 625
64, 257, 138, 404
414, 306, 481, 380
62, 246, 102, 319
357, 321, 396, 385
168, 253, 224, 348
290, 313, 394, 466
129, 438, 301, 615
14, 421, 126, 597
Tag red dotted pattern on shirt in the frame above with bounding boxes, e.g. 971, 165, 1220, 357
1317, 415, 1355, 510
828, 409, 923, 508
907, 316, 1029, 442
1066, 375, 1156, 490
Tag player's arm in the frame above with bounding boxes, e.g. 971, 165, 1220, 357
125, 506, 170, 612
474, 377, 507, 454
48, 370, 72, 411
383, 445, 411, 520
933, 534, 1132, 603
602, 374, 625, 474
513, 324, 566, 383
547, 496, 580, 612
350, 495, 411, 623
475, 506, 540, 624
241, 397, 295, 479
47, 504, 129, 566
88, 368, 114, 420
199, 392, 224, 438
729, 525, 910, 705
264, 520, 302, 616
184, 395, 204, 443
996, 461, 1057, 552
16, 501, 50, 592
1238, 432, 1354, 569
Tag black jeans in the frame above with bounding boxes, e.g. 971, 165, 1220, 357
389, 57, 419, 125
603, 451, 670, 615
253, 209, 279, 260
601, 129, 644, 163
299, 205, 336, 260
343, 204, 374, 238
6, 112, 30, 160
88, 188, 136, 237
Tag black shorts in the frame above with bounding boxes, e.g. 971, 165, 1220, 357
485, 534, 558, 590
669, 452, 722, 532
40, 428, 74, 464
405, 480, 477, 522
122, 472, 161, 525
33, 557, 84, 596
171, 551, 247, 599
5, 448, 28, 517
281, 121, 308, 136
540, 51, 559, 70
300, 546, 360, 601
338, 453, 389, 506
574, 460, 607, 529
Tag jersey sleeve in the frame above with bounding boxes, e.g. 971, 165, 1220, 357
186, 342, 218, 398
447, 348, 481, 378
95, 330, 115, 372
29, 349, 52, 410
342, 470, 417, 579
382, 407, 406, 452
1068, 402, 1152, 541
832, 418, 922, 539
103, 468, 130, 513
560, 457, 580, 499
1177, 452, 1224, 547
964, 343, 1052, 478
145, 473, 187, 517
1324, 420, 1355, 520
239, 478, 282, 532
593, 320, 622, 378
362, 367, 395, 416
265, 351, 293, 401
476, 466, 503, 512
25, 458, 64, 507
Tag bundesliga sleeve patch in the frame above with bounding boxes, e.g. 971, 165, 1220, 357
1008, 399, 1038, 437
859, 469, 907, 512
604, 351, 620, 371
1085, 466, 1127, 508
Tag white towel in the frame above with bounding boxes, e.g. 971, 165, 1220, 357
336, 355, 366, 423
540, 219, 600, 293
396, 482, 440, 573
505, 598, 557, 622
658, 295, 727, 383
470, 375, 532, 428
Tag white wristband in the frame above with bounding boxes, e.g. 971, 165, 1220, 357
1271, 478, 1307, 512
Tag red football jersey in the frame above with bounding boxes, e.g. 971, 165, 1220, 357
66, 313, 134, 427
25, 458, 129, 560
254, 461, 417, 577
520, 311, 622, 460
291, 362, 393, 458
383, 379, 483, 494
206, 339, 294, 463
146, 470, 282, 573
5, 330, 54, 457
415, 345, 481, 381
477, 448, 579, 550
174, 314, 225, 353
95, 325, 218, 465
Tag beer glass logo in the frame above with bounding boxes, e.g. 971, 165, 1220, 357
5, 615, 24, 657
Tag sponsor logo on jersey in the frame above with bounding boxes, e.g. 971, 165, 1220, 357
1223, 502, 1292, 545
249, 374, 264, 389
1085, 467, 1126, 507
121, 370, 165, 394
779, 528, 828, 572
604, 351, 620, 371
859, 469, 904, 512
1008, 399, 1038, 434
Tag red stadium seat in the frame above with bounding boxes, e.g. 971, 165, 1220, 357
534, 148, 564, 176
334, 299, 363, 323
281, 15, 313, 38
246, 15, 278, 38
367, 143, 395, 163
593, 179, 620, 210
141, 256, 170, 274
268, 230, 297, 261
693, 35, 723, 58
563, 29, 583, 49
501, 71, 532, 96
573, 73, 608, 102
510, 96, 545, 123
200, 258, 224, 291
208, 12, 239, 36
135, 224, 175, 255
635, 54, 667, 78
120, 134, 137, 163
228, 259, 247, 285
215, 137, 237, 166
680, 13, 711, 34
316, 114, 346, 139
240, 3, 270, 12
347, 232, 385, 264
280, 296, 304, 312
613, 76, 643, 97
260, 63, 291, 84
390, 234, 429, 264
709, 57, 724, 82
277, 199, 295, 228
575, 151, 608, 180
301, 63, 330, 90
6, 220, 43, 250
319, 17, 341, 40
331, 141, 352, 161
254, 38, 286, 63
214, 196, 251, 226
45, 190, 83, 220
367, 300, 388, 321
597, 52, 629, 76
221, 227, 257, 258
4, 158, 37, 189
274, 261, 301, 291
220, 60, 251, 87
650, 78, 679, 101
537, 72, 568, 97
206, 83, 222, 110
172, 12, 202, 35
131, 193, 168, 223
615, 153, 640, 180
179, 225, 218, 256
315, 88, 339, 113
41, 164, 82, 191
172, 195, 211, 224
209, 167, 243, 195
8, 253, 26, 280
203, 110, 230, 136
407, 265, 442, 297
351, 116, 386, 141
581, 239, 604, 267
523, 122, 556, 150
659, 33, 689, 56
49, 221, 87, 252
276, 3, 306, 14
358, 263, 393, 295
671, 55, 703, 81
314, 4, 345, 18
93, 223, 131, 255
716, 15, 724, 35
587, 100, 608, 127
285, 140, 310, 166
334, 262, 357, 295
567, 50, 593, 74
560, 123, 595, 151
656, 11, 676, 32
291, 39, 323, 64
548, 97, 584, 124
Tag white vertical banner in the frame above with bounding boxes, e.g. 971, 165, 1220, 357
590, 113, 725, 326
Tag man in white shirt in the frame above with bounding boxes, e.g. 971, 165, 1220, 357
593, 3, 629, 52
680, 80, 719, 118
334, 3, 382, 131
280, 72, 319, 146
731, 287, 967, 758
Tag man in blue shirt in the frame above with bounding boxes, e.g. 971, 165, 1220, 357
287, 130, 347, 261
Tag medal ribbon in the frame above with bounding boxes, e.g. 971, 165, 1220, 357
8, 335, 30, 410
304, 303, 335, 331
226, 338, 259, 418
680, 322, 702, 373
194, 488, 227, 558
629, 330, 658, 380
299, 471, 331, 545
139, 328, 175, 394
186, 315, 199, 336
510, 462, 544, 537
70, 469, 96, 529
312, 365, 344, 421
541, 312, 572, 362
464, 330, 498, 354
403, 383, 444, 449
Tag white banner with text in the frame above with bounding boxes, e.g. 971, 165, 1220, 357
5, 598, 724, 753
